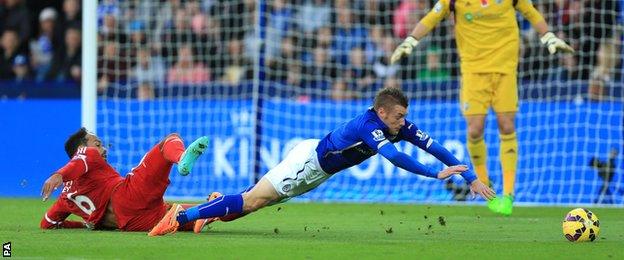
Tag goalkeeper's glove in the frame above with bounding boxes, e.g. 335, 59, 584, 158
540, 32, 574, 55
390, 36, 419, 64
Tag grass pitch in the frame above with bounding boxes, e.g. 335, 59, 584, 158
1, 198, 622, 259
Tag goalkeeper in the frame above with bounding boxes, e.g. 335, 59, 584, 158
148, 88, 495, 236
390, 0, 574, 216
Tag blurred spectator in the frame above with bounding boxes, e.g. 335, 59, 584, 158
287, 63, 303, 87
30, 8, 60, 81
221, 39, 252, 85
97, 0, 120, 29
296, 0, 330, 33
167, 44, 211, 84
128, 20, 147, 45
304, 45, 336, 84
549, 52, 579, 81
12, 54, 32, 82
333, 0, 349, 9
218, 0, 254, 40
97, 0, 127, 43
267, 36, 298, 82
393, 0, 427, 38
383, 77, 401, 90
160, 8, 197, 64
97, 41, 127, 92
99, 11, 124, 42
0, 0, 31, 47
137, 82, 155, 100
59, 0, 81, 29
363, 0, 396, 28
366, 25, 385, 63
582, 1, 622, 100
191, 14, 223, 79
46, 27, 81, 83
418, 45, 450, 81
573, 0, 621, 82
125, 19, 148, 65
315, 26, 332, 49
132, 48, 166, 88
330, 79, 357, 100
372, 36, 399, 79
241, 0, 260, 61
346, 47, 375, 92
266, 0, 294, 59
0, 29, 25, 80
297, 0, 331, 52
331, 8, 369, 66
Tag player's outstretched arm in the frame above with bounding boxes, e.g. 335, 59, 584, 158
41, 173, 63, 201
377, 143, 461, 179
516, 1, 574, 55
470, 181, 496, 201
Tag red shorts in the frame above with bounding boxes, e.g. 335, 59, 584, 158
111, 143, 173, 231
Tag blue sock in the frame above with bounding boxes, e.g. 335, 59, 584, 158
177, 194, 244, 226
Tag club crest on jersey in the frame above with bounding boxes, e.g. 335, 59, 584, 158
480, 0, 489, 7
496, 0, 503, 4
433, 2, 442, 13
371, 129, 386, 142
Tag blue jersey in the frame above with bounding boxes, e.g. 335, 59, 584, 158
315, 108, 477, 183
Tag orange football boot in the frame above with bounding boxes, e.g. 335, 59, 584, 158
193, 192, 223, 234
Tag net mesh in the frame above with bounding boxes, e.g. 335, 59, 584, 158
96, 0, 623, 204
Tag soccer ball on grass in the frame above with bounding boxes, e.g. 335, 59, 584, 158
562, 208, 600, 242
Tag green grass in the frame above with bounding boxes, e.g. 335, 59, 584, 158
1, 198, 622, 259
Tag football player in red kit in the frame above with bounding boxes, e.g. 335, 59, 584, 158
40, 127, 217, 233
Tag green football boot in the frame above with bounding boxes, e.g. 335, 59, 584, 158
177, 136, 209, 176
487, 197, 501, 213
498, 195, 514, 216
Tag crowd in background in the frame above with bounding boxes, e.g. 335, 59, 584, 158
0, 0, 622, 100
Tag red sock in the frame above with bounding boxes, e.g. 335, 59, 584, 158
162, 136, 185, 163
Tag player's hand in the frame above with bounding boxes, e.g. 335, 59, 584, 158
436, 165, 468, 179
469, 180, 496, 200
390, 36, 419, 64
41, 173, 63, 201
540, 32, 574, 55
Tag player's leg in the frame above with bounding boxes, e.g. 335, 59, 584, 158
178, 136, 209, 176
192, 192, 222, 233
466, 115, 489, 185
461, 73, 495, 195
148, 178, 279, 236
219, 185, 255, 222
123, 134, 186, 207
149, 139, 325, 236
493, 72, 519, 216
113, 134, 208, 231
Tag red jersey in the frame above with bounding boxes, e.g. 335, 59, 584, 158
42, 147, 124, 228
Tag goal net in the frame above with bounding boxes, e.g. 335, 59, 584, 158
94, 0, 623, 205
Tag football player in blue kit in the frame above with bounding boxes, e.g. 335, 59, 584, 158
149, 87, 495, 236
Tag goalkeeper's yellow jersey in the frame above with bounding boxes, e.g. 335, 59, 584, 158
420, 0, 544, 74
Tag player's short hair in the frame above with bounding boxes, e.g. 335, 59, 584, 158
65, 127, 89, 158
373, 87, 408, 110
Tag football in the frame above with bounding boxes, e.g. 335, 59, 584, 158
562, 208, 600, 242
